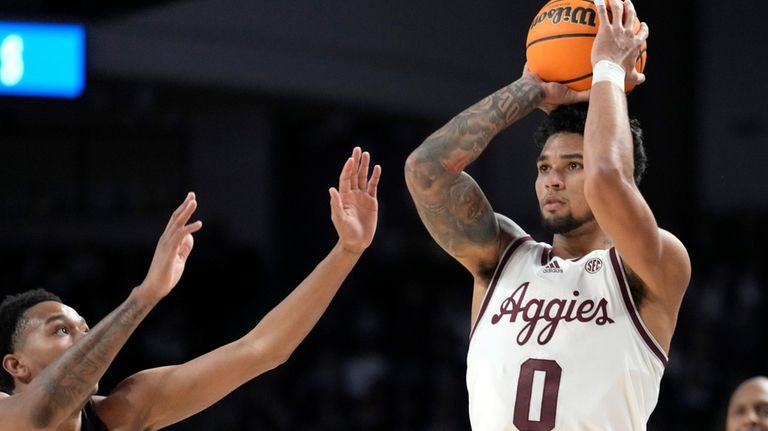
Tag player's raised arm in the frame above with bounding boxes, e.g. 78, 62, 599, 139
94, 147, 380, 431
404, 70, 588, 277
0, 193, 201, 430
582, 0, 689, 348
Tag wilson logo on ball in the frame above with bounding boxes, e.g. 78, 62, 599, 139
529, 6, 597, 29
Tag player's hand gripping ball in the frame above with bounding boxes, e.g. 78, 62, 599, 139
526, 0, 647, 92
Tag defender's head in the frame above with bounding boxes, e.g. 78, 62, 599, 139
0, 289, 89, 394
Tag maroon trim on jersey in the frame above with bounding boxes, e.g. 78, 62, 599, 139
469, 235, 533, 340
569, 254, 587, 263
609, 248, 668, 367
540, 247, 552, 266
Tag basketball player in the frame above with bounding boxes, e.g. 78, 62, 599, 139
404, 0, 689, 429
0, 146, 381, 431
726, 376, 768, 431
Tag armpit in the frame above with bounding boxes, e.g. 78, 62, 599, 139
624, 266, 647, 309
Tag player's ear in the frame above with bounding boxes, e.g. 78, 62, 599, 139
3, 353, 31, 384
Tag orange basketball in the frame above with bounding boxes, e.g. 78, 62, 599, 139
526, 0, 647, 92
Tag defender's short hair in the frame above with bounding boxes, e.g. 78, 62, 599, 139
533, 102, 647, 185
0, 289, 62, 393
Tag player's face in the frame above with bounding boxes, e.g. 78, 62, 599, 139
535, 132, 594, 234
727, 378, 768, 431
7, 301, 91, 384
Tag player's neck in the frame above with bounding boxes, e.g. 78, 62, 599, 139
550, 224, 611, 259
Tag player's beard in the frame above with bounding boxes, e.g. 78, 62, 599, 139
541, 211, 594, 235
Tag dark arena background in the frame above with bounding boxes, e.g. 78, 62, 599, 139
1, 1, 766, 430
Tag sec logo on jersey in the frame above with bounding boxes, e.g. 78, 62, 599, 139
585, 258, 603, 274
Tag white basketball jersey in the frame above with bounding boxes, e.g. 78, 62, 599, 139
466, 236, 667, 431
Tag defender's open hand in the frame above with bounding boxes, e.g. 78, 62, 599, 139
140, 192, 203, 300
329, 147, 381, 254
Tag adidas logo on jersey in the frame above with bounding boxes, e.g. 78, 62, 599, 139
542, 260, 563, 274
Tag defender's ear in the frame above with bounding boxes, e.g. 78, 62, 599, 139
3, 354, 31, 385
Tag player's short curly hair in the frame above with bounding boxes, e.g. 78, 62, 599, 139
0, 289, 62, 394
533, 102, 647, 185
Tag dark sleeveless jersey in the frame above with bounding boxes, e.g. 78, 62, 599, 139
82, 400, 108, 431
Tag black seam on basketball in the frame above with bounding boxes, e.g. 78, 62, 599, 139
545, 0, 595, 5
558, 72, 593, 85
526, 33, 596, 49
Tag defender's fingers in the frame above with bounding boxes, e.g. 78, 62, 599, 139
170, 220, 203, 246
349, 147, 362, 191
165, 192, 195, 230
357, 151, 371, 191
329, 187, 344, 218
177, 197, 198, 226
177, 234, 195, 260
184, 220, 203, 235
367, 164, 382, 198
167, 196, 198, 234
338, 156, 355, 194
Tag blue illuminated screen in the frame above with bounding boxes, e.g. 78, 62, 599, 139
0, 21, 85, 98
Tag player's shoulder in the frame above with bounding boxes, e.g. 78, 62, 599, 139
495, 213, 528, 242
659, 228, 687, 251
0, 391, 9, 399
658, 228, 691, 285
495, 213, 544, 258
655, 228, 690, 276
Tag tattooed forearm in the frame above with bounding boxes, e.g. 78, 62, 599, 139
405, 77, 542, 255
417, 79, 543, 179
33, 295, 152, 427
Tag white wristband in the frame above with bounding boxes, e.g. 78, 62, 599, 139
592, 60, 625, 90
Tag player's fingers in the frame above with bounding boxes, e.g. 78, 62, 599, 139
594, 0, 610, 27
358, 151, 370, 191
367, 164, 382, 198
607, 0, 623, 28
636, 22, 649, 42
623, 0, 637, 29
564, 85, 591, 103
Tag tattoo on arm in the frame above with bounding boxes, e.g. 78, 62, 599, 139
406, 78, 543, 254
415, 174, 498, 253
34, 298, 150, 427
